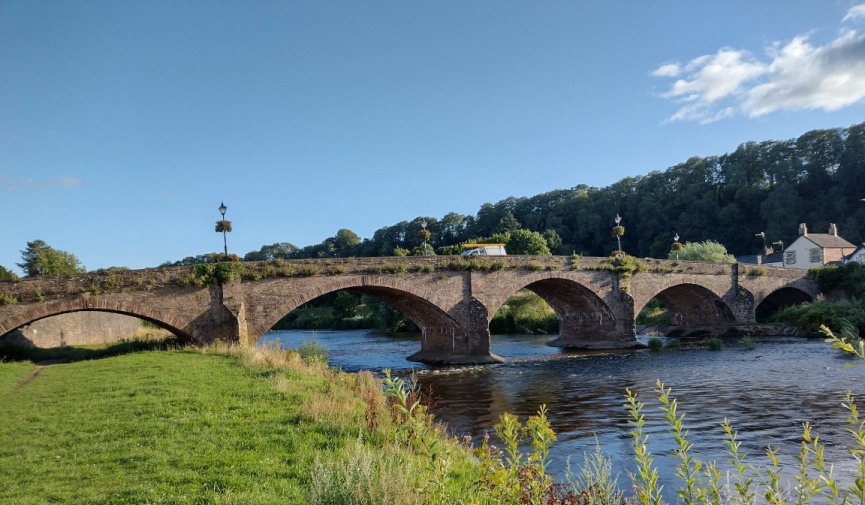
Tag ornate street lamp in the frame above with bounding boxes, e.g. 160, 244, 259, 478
421, 219, 429, 255
217, 202, 230, 257
672, 233, 682, 260
612, 213, 624, 255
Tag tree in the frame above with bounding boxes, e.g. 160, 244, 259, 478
0, 265, 18, 281
18, 240, 86, 276
507, 229, 552, 255
667, 240, 735, 263
243, 242, 299, 261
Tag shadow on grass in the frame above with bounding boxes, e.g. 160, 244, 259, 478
0, 336, 183, 364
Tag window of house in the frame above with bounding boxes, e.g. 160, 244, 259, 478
785, 251, 796, 265
809, 248, 823, 263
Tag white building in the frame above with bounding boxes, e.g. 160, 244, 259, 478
783, 223, 855, 269
845, 244, 865, 264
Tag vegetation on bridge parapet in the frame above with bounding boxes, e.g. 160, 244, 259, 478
179, 261, 245, 286
0, 293, 17, 305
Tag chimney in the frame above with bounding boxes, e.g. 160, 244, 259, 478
799, 223, 808, 236
829, 223, 838, 236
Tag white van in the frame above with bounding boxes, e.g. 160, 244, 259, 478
460, 244, 507, 257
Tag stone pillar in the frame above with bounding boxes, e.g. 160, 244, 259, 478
186, 281, 248, 344
407, 296, 503, 365
547, 288, 641, 349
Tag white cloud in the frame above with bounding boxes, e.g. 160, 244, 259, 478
654, 8, 865, 123
843, 4, 865, 23
652, 63, 681, 78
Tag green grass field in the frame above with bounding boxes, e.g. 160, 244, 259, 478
0, 349, 353, 504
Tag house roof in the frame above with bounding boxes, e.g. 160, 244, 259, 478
736, 252, 783, 265
844, 243, 865, 260
803, 233, 856, 249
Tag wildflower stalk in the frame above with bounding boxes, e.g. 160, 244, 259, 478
722, 418, 755, 505
656, 379, 703, 505
625, 388, 663, 505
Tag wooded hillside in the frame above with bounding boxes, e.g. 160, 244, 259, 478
250, 121, 865, 260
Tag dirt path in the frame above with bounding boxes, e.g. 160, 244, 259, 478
15, 359, 71, 388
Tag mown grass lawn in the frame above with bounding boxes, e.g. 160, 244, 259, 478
0, 350, 338, 504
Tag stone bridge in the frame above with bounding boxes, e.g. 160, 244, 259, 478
0, 256, 818, 364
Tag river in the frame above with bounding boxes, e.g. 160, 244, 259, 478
261, 329, 865, 498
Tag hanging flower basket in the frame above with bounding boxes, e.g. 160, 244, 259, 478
612, 226, 625, 237
671, 242, 683, 251
215, 220, 233, 233
418, 229, 431, 242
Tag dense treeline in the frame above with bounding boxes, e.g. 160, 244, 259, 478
242, 122, 865, 261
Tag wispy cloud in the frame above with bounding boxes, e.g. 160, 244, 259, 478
653, 4, 865, 123
0, 177, 84, 191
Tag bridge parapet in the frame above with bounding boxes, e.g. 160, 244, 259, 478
0, 256, 821, 364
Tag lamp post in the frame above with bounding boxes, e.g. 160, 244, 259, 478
673, 233, 680, 260
218, 202, 228, 257
420, 219, 429, 256
613, 213, 623, 254
756, 232, 766, 253
772, 240, 783, 252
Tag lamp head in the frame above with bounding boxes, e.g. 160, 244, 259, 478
218, 202, 227, 216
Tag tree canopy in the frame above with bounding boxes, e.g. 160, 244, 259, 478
17, 240, 86, 277
667, 240, 736, 263
235, 121, 865, 262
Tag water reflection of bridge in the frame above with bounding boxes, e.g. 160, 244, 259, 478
0, 256, 817, 364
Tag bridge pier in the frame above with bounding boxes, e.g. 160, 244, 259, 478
407, 296, 504, 365
186, 282, 248, 344
546, 291, 643, 350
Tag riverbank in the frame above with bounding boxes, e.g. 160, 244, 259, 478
0, 343, 579, 504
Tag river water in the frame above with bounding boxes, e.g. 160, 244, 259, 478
261, 330, 865, 498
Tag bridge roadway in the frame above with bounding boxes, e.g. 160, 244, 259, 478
0, 256, 818, 364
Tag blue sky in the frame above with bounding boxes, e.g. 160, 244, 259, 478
2, 1, 865, 274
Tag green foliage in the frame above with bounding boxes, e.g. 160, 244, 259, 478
748, 267, 767, 277
821, 321, 864, 362
180, 260, 245, 285
637, 298, 669, 325
647, 337, 664, 351
587, 254, 648, 280
242, 242, 298, 261
0, 265, 18, 281
298, 333, 328, 366
18, 240, 86, 277
707, 337, 722, 351
771, 298, 865, 337
490, 289, 559, 334
214, 219, 232, 233
811, 262, 865, 298
667, 240, 735, 263
331, 291, 359, 320
569, 254, 581, 269
506, 229, 552, 255
0, 293, 17, 305
741, 335, 757, 350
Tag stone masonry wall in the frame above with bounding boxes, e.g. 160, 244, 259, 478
1, 311, 140, 348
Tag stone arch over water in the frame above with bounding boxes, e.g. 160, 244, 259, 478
641, 283, 737, 326
754, 286, 813, 322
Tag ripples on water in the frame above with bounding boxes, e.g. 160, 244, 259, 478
262, 330, 865, 498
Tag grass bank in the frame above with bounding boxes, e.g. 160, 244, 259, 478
0, 343, 519, 504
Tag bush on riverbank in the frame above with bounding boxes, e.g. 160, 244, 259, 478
770, 297, 865, 336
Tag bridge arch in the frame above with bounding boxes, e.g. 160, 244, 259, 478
638, 283, 737, 327
0, 299, 192, 342
482, 272, 619, 343
755, 287, 813, 322
245, 276, 466, 350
